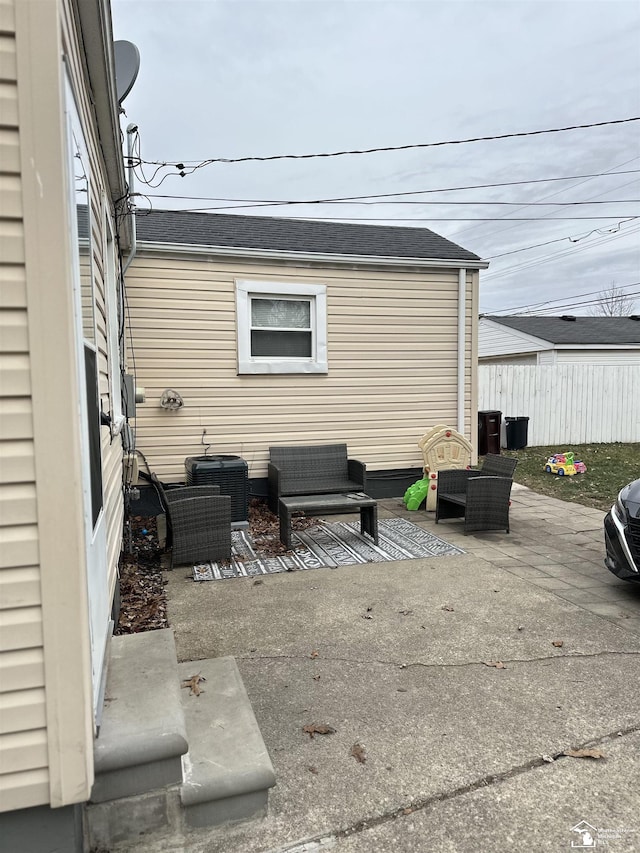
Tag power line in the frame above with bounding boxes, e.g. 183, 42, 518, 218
486, 282, 640, 314
131, 115, 640, 169
484, 218, 639, 260
133, 197, 639, 211
138, 168, 640, 205
482, 223, 640, 281
511, 288, 640, 315
451, 156, 640, 241
135, 210, 640, 221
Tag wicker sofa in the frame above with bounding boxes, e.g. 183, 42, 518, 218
267, 444, 367, 514
151, 473, 232, 566
435, 454, 518, 534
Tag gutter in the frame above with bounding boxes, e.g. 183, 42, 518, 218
457, 268, 466, 434
75, 0, 127, 202
134, 240, 489, 270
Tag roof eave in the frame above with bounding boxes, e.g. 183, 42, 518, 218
135, 240, 489, 269
554, 343, 640, 349
75, 0, 131, 243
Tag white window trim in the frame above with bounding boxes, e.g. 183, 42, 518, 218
236, 280, 328, 374
103, 205, 125, 434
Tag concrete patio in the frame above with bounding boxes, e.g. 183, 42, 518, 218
117, 486, 640, 852
422, 484, 640, 631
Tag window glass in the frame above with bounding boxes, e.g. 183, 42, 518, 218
251, 298, 311, 329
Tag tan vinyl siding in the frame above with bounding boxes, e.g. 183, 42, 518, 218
127, 254, 475, 480
0, 0, 125, 811
0, 767, 48, 812
58, 2, 123, 607
0, 0, 48, 812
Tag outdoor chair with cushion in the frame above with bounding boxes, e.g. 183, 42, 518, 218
435, 454, 518, 534
151, 473, 232, 566
267, 443, 367, 514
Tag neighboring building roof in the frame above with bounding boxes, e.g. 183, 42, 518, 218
483, 315, 640, 346
135, 210, 483, 264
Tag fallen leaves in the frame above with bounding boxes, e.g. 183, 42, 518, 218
181, 674, 206, 696
484, 661, 507, 669
564, 748, 606, 760
552, 640, 564, 648
248, 498, 316, 556
303, 724, 336, 739
350, 743, 367, 764
116, 517, 168, 635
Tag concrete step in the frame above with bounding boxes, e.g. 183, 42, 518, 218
90, 629, 188, 803
179, 656, 276, 828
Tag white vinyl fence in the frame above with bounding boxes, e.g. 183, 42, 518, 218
478, 364, 640, 446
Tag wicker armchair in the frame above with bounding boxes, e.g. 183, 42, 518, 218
151, 474, 232, 566
268, 444, 366, 514
435, 454, 518, 534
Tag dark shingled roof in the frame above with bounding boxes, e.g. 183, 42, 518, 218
135, 210, 482, 263
485, 315, 640, 345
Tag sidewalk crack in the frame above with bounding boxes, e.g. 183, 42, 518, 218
241, 649, 640, 670
267, 724, 640, 853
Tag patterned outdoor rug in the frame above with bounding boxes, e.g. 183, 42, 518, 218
192, 517, 464, 581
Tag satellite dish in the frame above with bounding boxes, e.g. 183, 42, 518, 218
114, 40, 140, 105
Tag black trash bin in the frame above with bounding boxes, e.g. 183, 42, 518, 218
478, 410, 502, 455
505, 417, 529, 450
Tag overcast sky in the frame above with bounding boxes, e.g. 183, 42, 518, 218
112, 0, 640, 314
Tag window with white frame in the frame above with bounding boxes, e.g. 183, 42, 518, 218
236, 280, 328, 374
104, 208, 124, 434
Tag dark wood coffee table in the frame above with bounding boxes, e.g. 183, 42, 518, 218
278, 493, 378, 549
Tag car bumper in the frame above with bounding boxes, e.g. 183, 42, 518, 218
604, 509, 640, 583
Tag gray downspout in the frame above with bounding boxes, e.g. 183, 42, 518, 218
457, 268, 466, 435
122, 123, 137, 274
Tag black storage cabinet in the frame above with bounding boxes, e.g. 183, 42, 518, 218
505, 417, 529, 450
478, 410, 502, 456
185, 455, 249, 524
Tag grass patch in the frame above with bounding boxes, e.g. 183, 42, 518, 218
502, 443, 640, 512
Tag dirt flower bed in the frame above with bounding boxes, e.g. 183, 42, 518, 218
117, 499, 315, 633
115, 516, 168, 635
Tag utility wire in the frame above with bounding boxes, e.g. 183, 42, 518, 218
139, 168, 640, 205
451, 156, 640, 241
505, 288, 640, 315
482, 223, 640, 281
484, 218, 639, 259
130, 116, 640, 169
133, 197, 640, 212
135, 215, 634, 221
483, 224, 640, 280
485, 282, 640, 314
